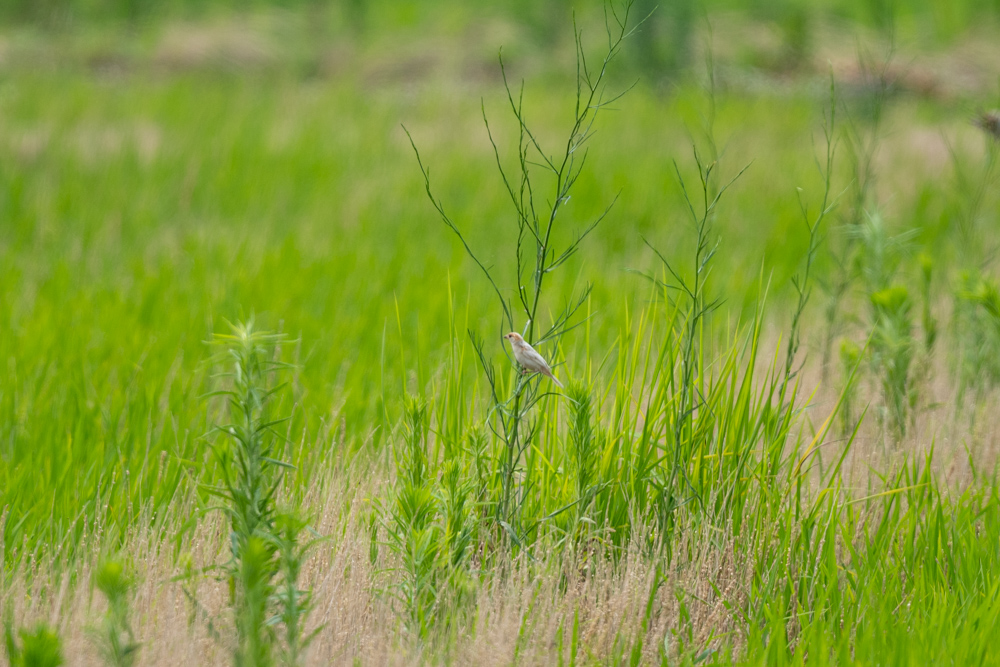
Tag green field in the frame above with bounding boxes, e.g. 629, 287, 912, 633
3, 1, 1000, 664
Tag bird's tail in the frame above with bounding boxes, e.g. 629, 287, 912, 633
549, 373, 564, 389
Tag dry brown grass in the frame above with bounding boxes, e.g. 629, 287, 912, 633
0, 458, 760, 666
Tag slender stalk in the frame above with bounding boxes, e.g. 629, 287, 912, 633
408, 3, 636, 541
784, 73, 839, 384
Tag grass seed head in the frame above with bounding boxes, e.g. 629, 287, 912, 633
974, 110, 1000, 139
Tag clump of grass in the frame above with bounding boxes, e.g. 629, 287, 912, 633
4, 622, 64, 667
90, 559, 140, 667
381, 395, 441, 637
380, 395, 478, 638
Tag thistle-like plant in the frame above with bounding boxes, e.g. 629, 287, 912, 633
953, 274, 1000, 405
90, 559, 140, 667
208, 321, 291, 554
869, 285, 914, 437
820, 38, 895, 379
234, 536, 277, 667
269, 512, 323, 667
203, 320, 317, 667
850, 212, 917, 438
382, 396, 444, 637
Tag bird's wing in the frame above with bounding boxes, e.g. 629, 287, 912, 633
526, 348, 551, 373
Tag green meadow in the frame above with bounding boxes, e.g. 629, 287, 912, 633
3, 1, 1000, 664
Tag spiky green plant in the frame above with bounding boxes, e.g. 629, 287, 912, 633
953, 273, 1000, 407
844, 211, 918, 438
208, 321, 291, 552
204, 319, 317, 667
380, 395, 481, 638
90, 559, 140, 667
383, 396, 442, 637
4, 622, 64, 667
235, 536, 277, 667
820, 42, 895, 379
269, 512, 323, 667
869, 285, 914, 437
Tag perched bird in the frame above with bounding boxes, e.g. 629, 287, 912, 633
503, 332, 563, 388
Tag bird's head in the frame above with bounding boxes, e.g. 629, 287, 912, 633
503, 332, 524, 344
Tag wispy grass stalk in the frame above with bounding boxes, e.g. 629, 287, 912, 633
820, 35, 895, 380
784, 74, 839, 384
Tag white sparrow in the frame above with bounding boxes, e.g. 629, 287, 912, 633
503, 332, 563, 388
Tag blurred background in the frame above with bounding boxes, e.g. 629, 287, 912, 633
2, 0, 999, 84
